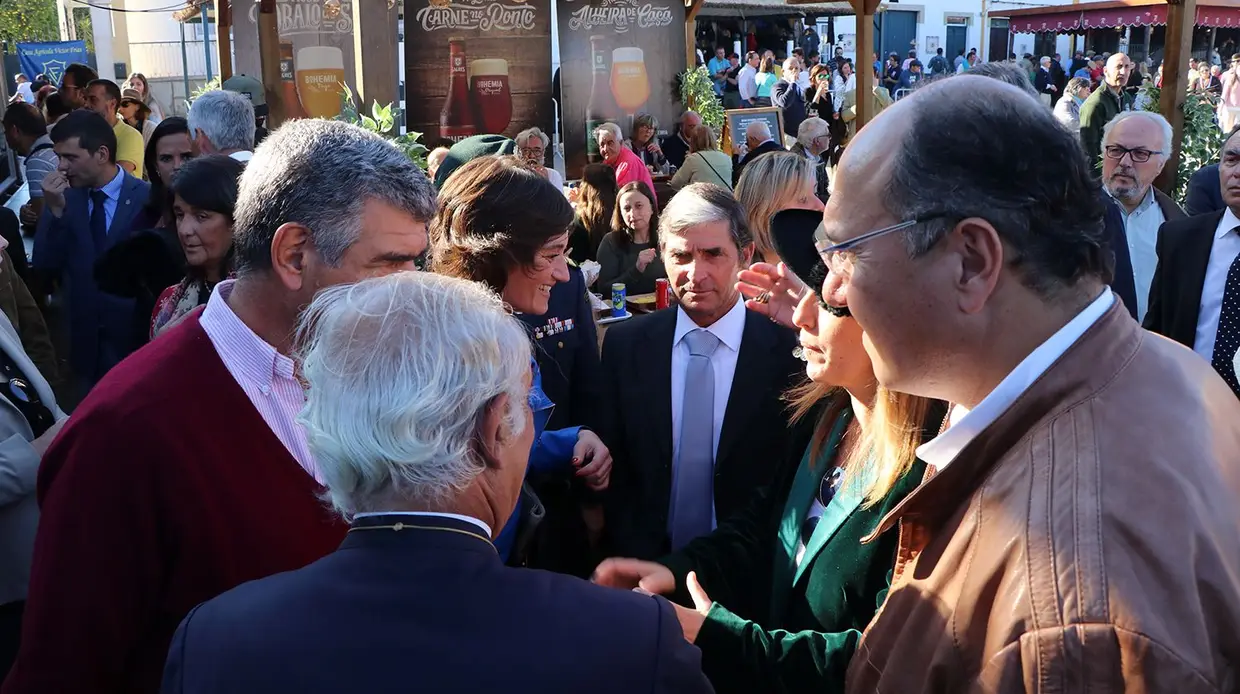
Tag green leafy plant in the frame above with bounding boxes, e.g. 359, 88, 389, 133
337, 83, 429, 170
1139, 84, 1224, 204
679, 66, 725, 134
190, 77, 221, 103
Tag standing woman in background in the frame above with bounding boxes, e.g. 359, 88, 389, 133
124, 72, 165, 123
753, 56, 778, 106
567, 163, 618, 264
132, 117, 195, 231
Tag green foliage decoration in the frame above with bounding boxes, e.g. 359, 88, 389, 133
336, 82, 429, 171
0, 0, 60, 44
1139, 84, 1224, 204
679, 66, 724, 134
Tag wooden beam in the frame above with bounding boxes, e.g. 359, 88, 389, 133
217, 0, 233, 82
258, 0, 284, 126
352, 0, 399, 109
853, 0, 878, 129
686, 0, 705, 70
1156, 0, 1196, 193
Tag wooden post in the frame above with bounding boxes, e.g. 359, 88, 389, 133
1156, 0, 1197, 193
258, 0, 284, 126
686, 0, 705, 70
352, 0, 399, 109
217, 0, 233, 82
853, 0, 879, 128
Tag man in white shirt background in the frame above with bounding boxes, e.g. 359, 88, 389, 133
737, 51, 759, 107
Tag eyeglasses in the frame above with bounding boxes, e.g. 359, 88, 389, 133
814, 215, 947, 280
520, 147, 545, 158
1104, 144, 1163, 163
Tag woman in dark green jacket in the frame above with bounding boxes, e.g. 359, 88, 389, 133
594, 209, 945, 694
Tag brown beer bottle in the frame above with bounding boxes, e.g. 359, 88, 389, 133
441, 38, 477, 142
585, 35, 614, 163
279, 42, 309, 120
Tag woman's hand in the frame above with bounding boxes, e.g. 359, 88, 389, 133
646, 142, 663, 157
670, 572, 712, 643
573, 429, 612, 491
737, 262, 807, 329
636, 248, 657, 272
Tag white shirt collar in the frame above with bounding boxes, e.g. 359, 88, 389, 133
228, 150, 254, 162
1215, 207, 1240, 240
673, 295, 747, 354
917, 288, 1115, 472
352, 511, 492, 538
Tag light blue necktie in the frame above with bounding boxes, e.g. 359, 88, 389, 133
671, 328, 720, 550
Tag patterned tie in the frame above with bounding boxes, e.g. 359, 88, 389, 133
89, 189, 109, 255
671, 328, 721, 550
1211, 233, 1240, 399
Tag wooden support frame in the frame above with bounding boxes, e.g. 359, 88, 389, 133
352, 0, 399, 109
217, 0, 233, 82
853, 0, 880, 129
1156, 0, 1197, 193
258, 0, 284, 126
686, 0, 705, 70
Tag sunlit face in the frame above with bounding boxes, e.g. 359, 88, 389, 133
1219, 131, 1240, 209
661, 219, 752, 324
619, 189, 653, 233
681, 114, 702, 140
54, 136, 112, 189
1102, 117, 1167, 205
1104, 54, 1131, 89
598, 131, 622, 163
502, 231, 570, 315
173, 194, 233, 277
155, 132, 195, 184
792, 287, 871, 388
519, 139, 545, 167
302, 199, 429, 303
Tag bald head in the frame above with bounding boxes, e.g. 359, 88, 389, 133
1104, 53, 1131, 90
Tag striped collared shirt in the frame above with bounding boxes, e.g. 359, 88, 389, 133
199, 279, 319, 481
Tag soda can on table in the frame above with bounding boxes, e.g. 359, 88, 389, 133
655, 278, 670, 310
611, 283, 627, 317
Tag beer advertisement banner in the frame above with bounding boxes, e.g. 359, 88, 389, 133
404, 0, 553, 147
231, 0, 356, 119
556, 0, 685, 179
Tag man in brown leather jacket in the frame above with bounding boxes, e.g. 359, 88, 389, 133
815, 76, 1240, 692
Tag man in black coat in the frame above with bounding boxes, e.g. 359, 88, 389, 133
599, 183, 801, 560
732, 120, 784, 186
771, 58, 807, 140
1186, 162, 1225, 216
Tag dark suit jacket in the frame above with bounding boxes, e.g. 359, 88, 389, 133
661, 132, 691, 169
1034, 68, 1055, 95
32, 170, 150, 384
1106, 190, 1187, 319
599, 305, 802, 560
518, 266, 601, 432
1144, 210, 1227, 348
771, 80, 806, 139
1185, 163, 1225, 217
733, 140, 785, 186
161, 515, 714, 694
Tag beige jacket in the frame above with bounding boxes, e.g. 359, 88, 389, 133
847, 302, 1240, 693
840, 87, 893, 144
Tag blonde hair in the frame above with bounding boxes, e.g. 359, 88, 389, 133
734, 151, 816, 262
689, 126, 718, 153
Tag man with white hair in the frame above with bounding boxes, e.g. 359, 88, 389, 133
660, 110, 702, 168
515, 127, 563, 187
187, 89, 257, 162
158, 272, 712, 694
1033, 56, 1058, 106
599, 183, 800, 559
772, 57, 808, 141
1101, 110, 1185, 321
790, 117, 831, 201
5, 119, 436, 694
733, 119, 783, 185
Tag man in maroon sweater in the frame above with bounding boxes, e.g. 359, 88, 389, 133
2, 119, 437, 694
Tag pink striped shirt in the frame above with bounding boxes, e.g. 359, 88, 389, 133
199, 279, 319, 481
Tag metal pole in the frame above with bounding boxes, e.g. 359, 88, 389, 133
180, 20, 191, 106
202, 4, 213, 82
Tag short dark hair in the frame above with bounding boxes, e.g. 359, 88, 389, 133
61, 63, 98, 89
50, 109, 117, 163
86, 78, 121, 105
3, 102, 45, 138
143, 116, 192, 222
886, 79, 1108, 297
937, 48, 944, 55
171, 154, 245, 279
431, 155, 573, 295
43, 91, 72, 123
967, 62, 1038, 98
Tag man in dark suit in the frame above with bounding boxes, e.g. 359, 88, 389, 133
1103, 197, 1139, 318
160, 272, 713, 694
660, 111, 702, 170
600, 183, 801, 560
1185, 162, 1226, 216
771, 58, 807, 141
733, 120, 784, 186
33, 109, 149, 398
1145, 127, 1240, 398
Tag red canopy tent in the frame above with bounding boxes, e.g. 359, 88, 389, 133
995, 0, 1240, 34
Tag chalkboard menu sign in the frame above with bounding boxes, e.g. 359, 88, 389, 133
721, 107, 784, 156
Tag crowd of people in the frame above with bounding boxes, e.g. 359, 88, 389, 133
0, 50, 1236, 694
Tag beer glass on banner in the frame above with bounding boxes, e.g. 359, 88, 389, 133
296, 46, 346, 118
441, 37, 477, 142
586, 35, 615, 163
279, 42, 309, 119
469, 59, 512, 135
610, 47, 650, 132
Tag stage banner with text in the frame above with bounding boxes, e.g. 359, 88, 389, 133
17, 42, 88, 86
231, 0, 357, 119
556, 0, 685, 179
404, 0, 553, 148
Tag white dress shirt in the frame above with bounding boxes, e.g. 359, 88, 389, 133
917, 288, 1115, 472
738, 64, 758, 102
353, 511, 492, 537
1112, 187, 1165, 322
670, 296, 747, 467
1194, 208, 1240, 362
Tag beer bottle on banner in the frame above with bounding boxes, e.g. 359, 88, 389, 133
279, 42, 310, 120
441, 38, 477, 142
585, 35, 614, 163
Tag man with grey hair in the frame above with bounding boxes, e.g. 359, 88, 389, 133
1100, 110, 1184, 321
780, 74, 1240, 692
660, 110, 702, 168
790, 116, 831, 201
733, 119, 783, 185
598, 183, 800, 562
1033, 56, 1057, 106
159, 272, 712, 694
9, 119, 436, 694
772, 57, 808, 140
187, 89, 257, 162
515, 126, 563, 188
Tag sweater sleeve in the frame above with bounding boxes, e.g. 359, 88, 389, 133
4, 410, 167, 694
597, 234, 646, 289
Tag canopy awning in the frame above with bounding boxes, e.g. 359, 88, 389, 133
994, 0, 1240, 33
699, 0, 851, 18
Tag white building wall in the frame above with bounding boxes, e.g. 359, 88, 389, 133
125, 0, 221, 81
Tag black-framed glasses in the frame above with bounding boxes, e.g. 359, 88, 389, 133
1104, 144, 1163, 163
814, 214, 949, 280
520, 147, 545, 158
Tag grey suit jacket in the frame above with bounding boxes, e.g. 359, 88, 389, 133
0, 308, 66, 605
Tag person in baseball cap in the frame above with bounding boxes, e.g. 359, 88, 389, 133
432, 134, 518, 188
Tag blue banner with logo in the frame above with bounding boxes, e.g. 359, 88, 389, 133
16, 41, 88, 86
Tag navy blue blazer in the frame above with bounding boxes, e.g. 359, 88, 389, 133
1185, 163, 1225, 217
33, 170, 150, 385
1103, 196, 1139, 319
518, 266, 601, 431
162, 515, 714, 694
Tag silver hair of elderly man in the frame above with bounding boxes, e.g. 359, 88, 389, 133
797, 117, 830, 148
1101, 110, 1173, 159
296, 271, 532, 518
187, 89, 256, 153
659, 182, 753, 251
231, 118, 437, 274
592, 121, 623, 144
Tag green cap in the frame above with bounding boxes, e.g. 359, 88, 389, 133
434, 134, 519, 188
222, 74, 267, 116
